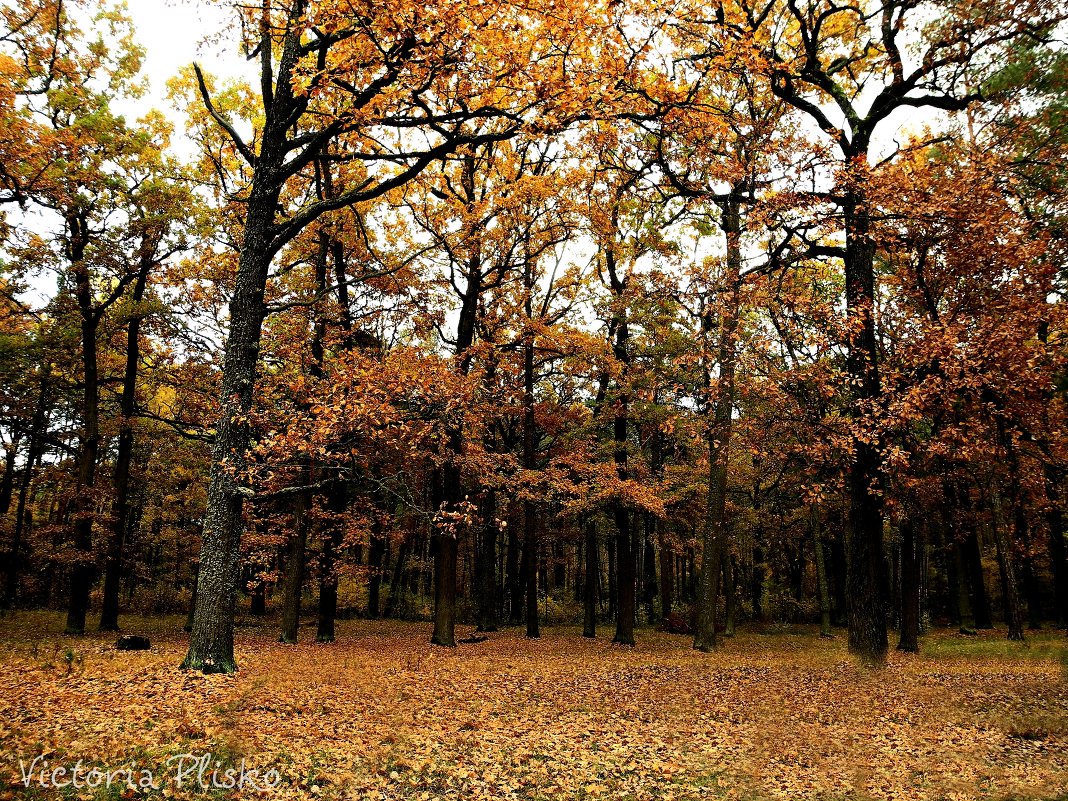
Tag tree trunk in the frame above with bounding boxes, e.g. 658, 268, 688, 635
658, 532, 673, 622
897, 519, 920, 652
317, 481, 345, 641
812, 509, 833, 638
100, 253, 152, 632
643, 517, 658, 625
952, 542, 976, 634
506, 524, 521, 623
3, 374, 49, 609
0, 440, 17, 517
383, 534, 410, 618
523, 281, 540, 638
583, 519, 598, 638
367, 523, 386, 620
694, 198, 741, 652
723, 554, 736, 637
842, 195, 889, 663
1046, 471, 1068, 629
279, 493, 308, 643
66, 217, 101, 637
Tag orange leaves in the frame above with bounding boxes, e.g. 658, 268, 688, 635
3, 617, 1068, 800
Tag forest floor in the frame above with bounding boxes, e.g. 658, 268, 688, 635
1, 613, 1066, 801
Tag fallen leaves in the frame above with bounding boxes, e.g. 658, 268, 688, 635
1, 613, 1066, 800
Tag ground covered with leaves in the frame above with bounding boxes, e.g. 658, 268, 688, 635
1, 613, 1066, 800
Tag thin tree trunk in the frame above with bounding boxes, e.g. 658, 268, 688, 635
3, 374, 49, 609
66, 215, 101, 637
812, 509, 833, 638
279, 494, 308, 643
583, 519, 598, 638
658, 533, 673, 622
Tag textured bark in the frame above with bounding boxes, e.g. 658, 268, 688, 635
100, 252, 153, 632
841, 195, 889, 663
694, 200, 741, 653
993, 515, 1025, 641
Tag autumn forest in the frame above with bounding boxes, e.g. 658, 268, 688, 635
2, 0, 1068, 798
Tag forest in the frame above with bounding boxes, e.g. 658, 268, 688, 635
1, 0, 1068, 798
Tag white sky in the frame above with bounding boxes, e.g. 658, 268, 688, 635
122, 0, 243, 132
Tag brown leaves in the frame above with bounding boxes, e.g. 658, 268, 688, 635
2, 615, 1067, 800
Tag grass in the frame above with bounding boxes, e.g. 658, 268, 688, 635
0, 612, 1066, 800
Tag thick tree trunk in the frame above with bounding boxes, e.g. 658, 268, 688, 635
431, 531, 459, 646
182, 189, 277, 671
100, 254, 152, 632
897, 519, 920, 652
842, 197, 889, 663
695, 199, 741, 653
583, 519, 598, 638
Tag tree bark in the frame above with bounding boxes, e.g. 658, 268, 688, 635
100, 251, 153, 631
583, 519, 598, 638
279, 493, 308, 643
66, 214, 101, 636
841, 193, 889, 663
2, 373, 49, 609
812, 509, 833, 638
694, 199, 741, 652
897, 519, 920, 652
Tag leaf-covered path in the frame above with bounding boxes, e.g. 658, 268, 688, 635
2, 614, 1066, 800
